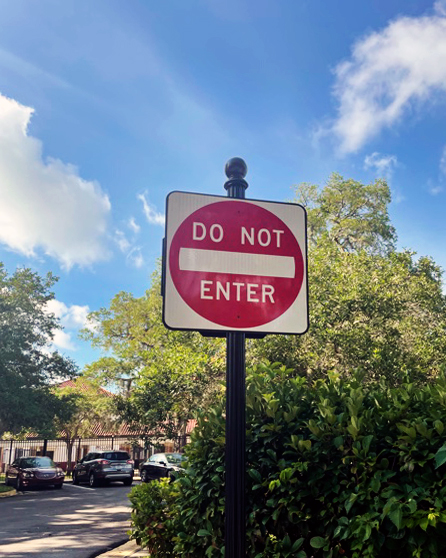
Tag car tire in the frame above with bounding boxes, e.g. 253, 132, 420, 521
72, 472, 79, 485
54, 483, 63, 489
168, 471, 177, 482
4, 475, 9, 486
89, 472, 98, 488
16, 477, 24, 491
123, 478, 133, 486
141, 470, 148, 483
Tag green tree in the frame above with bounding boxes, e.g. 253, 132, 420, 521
82, 271, 224, 446
0, 263, 78, 436
297, 173, 396, 254
251, 175, 446, 384
54, 377, 117, 473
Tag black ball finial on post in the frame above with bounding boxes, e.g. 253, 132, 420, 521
225, 157, 248, 179
224, 157, 248, 199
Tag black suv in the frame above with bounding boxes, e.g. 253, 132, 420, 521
72, 450, 134, 487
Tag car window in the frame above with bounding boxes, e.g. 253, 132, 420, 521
101, 452, 130, 461
149, 454, 163, 463
83, 453, 92, 462
20, 457, 55, 468
90, 453, 100, 460
12, 460, 19, 467
165, 453, 184, 464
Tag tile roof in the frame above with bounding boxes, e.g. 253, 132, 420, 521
83, 419, 198, 437
56, 379, 114, 397
52, 380, 197, 439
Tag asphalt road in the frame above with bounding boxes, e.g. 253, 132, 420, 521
0, 481, 138, 558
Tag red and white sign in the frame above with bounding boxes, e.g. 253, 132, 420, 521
163, 192, 308, 334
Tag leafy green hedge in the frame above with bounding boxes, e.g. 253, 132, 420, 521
128, 477, 178, 556
129, 363, 446, 557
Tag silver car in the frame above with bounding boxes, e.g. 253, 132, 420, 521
72, 450, 134, 487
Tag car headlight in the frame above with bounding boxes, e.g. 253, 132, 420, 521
56, 469, 65, 477
23, 472, 34, 478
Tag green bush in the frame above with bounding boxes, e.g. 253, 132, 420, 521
129, 363, 446, 557
128, 477, 178, 556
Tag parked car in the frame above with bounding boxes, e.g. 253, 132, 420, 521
139, 452, 185, 482
72, 450, 134, 487
5, 456, 65, 491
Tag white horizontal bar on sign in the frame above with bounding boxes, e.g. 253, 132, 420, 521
178, 248, 295, 278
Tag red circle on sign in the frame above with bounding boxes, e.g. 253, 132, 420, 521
169, 201, 304, 329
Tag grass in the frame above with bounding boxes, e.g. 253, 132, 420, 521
0, 485, 14, 493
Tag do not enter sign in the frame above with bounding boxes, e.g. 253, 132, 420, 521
163, 192, 308, 334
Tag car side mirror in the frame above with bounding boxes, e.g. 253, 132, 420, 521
160, 461, 167, 466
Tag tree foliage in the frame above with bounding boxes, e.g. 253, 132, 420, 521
251, 176, 446, 384
129, 363, 446, 558
0, 263, 77, 436
296, 173, 396, 254
53, 377, 117, 472
82, 270, 225, 443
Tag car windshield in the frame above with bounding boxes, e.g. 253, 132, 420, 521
101, 452, 130, 461
21, 457, 55, 469
165, 453, 184, 464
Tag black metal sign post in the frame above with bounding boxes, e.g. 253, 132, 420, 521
224, 158, 248, 558
162, 157, 308, 558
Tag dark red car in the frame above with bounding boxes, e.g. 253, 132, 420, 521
5, 456, 65, 491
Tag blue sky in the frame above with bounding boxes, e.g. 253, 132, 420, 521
1, 0, 446, 368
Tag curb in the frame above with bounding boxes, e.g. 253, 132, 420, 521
64, 477, 141, 484
92, 539, 149, 557
0, 488, 17, 498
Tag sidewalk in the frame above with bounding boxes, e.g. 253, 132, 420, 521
97, 540, 149, 557
92, 477, 145, 557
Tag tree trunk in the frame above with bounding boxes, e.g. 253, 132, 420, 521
65, 439, 74, 474
177, 419, 188, 451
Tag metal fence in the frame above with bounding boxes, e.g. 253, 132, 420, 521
0, 435, 188, 473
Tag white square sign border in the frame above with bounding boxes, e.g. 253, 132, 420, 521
162, 191, 309, 335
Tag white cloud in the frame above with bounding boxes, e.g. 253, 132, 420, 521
138, 193, 165, 226
126, 247, 144, 269
45, 299, 96, 352
0, 48, 72, 91
440, 145, 446, 175
426, 145, 446, 194
128, 217, 140, 234
429, 184, 443, 195
52, 329, 76, 351
0, 94, 111, 269
364, 152, 398, 176
115, 229, 131, 253
364, 152, 404, 202
46, 299, 92, 329
331, 11, 446, 154
114, 227, 144, 268
435, 0, 446, 16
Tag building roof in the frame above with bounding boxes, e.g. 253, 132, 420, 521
51, 379, 197, 439
85, 419, 198, 437
56, 379, 114, 397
